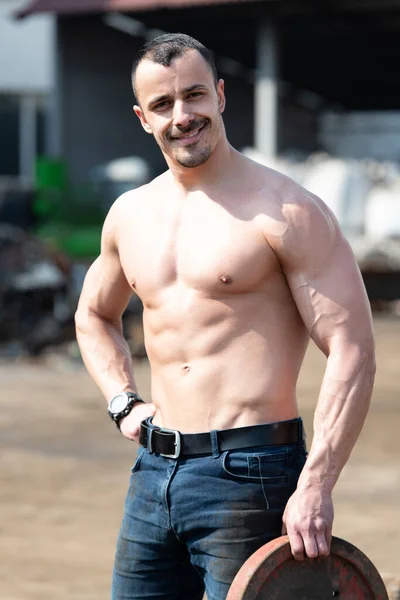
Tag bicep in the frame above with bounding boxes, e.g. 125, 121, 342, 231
77, 203, 132, 323
77, 252, 132, 324
277, 191, 373, 355
288, 238, 372, 355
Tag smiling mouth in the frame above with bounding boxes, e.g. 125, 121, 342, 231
171, 123, 206, 145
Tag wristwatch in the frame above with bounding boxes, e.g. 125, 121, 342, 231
107, 391, 145, 429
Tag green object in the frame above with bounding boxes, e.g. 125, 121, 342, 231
34, 157, 67, 218
33, 157, 105, 259
35, 223, 101, 259
35, 156, 67, 190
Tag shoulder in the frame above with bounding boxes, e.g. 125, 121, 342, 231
279, 178, 339, 250
242, 154, 330, 212
106, 182, 149, 218
248, 159, 343, 269
108, 170, 170, 213
102, 171, 169, 236
246, 157, 333, 224
99, 175, 158, 254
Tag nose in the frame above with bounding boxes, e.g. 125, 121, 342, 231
172, 100, 193, 129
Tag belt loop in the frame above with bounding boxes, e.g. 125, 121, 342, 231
147, 427, 154, 454
210, 430, 220, 458
145, 417, 156, 453
298, 418, 306, 450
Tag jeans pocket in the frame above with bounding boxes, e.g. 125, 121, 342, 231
221, 449, 288, 510
222, 449, 287, 482
131, 446, 146, 473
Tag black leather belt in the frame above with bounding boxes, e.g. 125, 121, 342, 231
139, 417, 304, 459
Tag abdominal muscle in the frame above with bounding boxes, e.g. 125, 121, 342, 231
142, 286, 310, 433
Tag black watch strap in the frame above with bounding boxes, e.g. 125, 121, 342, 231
108, 392, 145, 430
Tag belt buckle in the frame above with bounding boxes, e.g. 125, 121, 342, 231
160, 428, 181, 459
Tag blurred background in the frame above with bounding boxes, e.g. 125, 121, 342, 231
0, 0, 399, 598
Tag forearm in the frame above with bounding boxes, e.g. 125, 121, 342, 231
298, 341, 376, 494
75, 310, 137, 402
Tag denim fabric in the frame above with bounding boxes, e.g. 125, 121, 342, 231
111, 426, 307, 600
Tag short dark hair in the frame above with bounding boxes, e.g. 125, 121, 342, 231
132, 33, 218, 101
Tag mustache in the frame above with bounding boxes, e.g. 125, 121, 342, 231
167, 118, 209, 141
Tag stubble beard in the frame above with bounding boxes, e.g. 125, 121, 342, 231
175, 143, 213, 168
163, 117, 218, 169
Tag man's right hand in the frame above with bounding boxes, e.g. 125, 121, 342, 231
119, 402, 156, 443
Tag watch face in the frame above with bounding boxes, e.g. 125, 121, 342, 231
109, 393, 129, 415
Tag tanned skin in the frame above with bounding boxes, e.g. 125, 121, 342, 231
75, 49, 376, 561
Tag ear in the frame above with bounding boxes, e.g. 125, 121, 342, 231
217, 79, 226, 114
133, 105, 153, 134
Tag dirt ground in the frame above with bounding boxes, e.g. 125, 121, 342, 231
0, 314, 399, 600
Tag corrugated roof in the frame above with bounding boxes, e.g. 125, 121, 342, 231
16, 0, 258, 19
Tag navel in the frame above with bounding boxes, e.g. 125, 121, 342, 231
219, 273, 233, 284
182, 364, 191, 374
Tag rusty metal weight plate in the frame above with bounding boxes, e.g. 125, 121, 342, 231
227, 535, 389, 600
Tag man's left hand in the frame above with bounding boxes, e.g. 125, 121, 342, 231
281, 486, 333, 560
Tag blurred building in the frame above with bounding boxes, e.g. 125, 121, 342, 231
13, 0, 400, 184
0, 0, 56, 181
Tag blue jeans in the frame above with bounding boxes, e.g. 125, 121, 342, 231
111, 424, 307, 600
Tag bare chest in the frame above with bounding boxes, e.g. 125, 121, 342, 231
118, 200, 280, 301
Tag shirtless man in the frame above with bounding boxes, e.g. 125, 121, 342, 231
75, 33, 375, 600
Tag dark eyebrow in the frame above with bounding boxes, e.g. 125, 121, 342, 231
183, 84, 207, 94
148, 84, 207, 110
148, 94, 170, 110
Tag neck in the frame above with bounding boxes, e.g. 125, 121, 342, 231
165, 136, 235, 192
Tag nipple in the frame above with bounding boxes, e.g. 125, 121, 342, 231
219, 273, 232, 284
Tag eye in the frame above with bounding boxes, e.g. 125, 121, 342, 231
187, 92, 203, 99
154, 100, 170, 111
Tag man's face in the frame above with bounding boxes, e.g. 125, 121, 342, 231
133, 50, 226, 168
